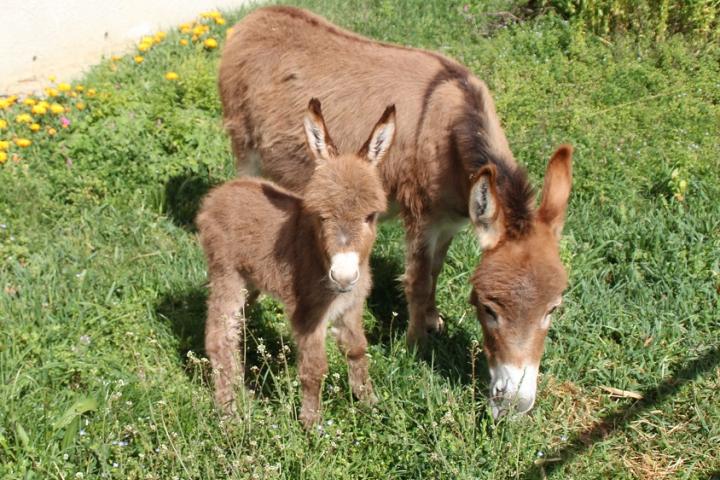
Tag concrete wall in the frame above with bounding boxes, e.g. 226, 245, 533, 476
1, 0, 253, 94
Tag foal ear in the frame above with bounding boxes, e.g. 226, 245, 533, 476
538, 145, 573, 239
358, 105, 396, 166
469, 165, 505, 250
303, 98, 338, 163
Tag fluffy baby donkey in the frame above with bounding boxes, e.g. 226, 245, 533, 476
197, 99, 395, 427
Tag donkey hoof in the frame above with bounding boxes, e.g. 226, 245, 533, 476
426, 314, 445, 334
354, 385, 378, 405
299, 408, 321, 429
364, 391, 379, 405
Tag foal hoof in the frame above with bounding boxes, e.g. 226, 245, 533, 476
355, 386, 378, 405
299, 408, 321, 429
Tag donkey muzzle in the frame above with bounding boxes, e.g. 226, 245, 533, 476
488, 363, 538, 419
329, 252, 360, 292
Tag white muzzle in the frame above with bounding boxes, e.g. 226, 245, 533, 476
489, 363, 538, 419
329, 252, 360, 291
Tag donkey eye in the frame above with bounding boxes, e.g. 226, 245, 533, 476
365, 212, 377, 224
483, 304, 498, 322
548, 306, 558, 315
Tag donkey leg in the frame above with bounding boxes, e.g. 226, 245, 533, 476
332, 303, 377, 404
294, 318, 329, 428
205, 271, 248, 413
404, 223, 444, 347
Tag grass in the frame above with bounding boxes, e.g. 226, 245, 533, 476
1, 1, 719, 478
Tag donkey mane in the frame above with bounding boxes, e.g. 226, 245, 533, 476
454, 106, 536, 239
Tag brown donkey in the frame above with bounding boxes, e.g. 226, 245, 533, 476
197, 99, 393, 427
219, 6, 573, 417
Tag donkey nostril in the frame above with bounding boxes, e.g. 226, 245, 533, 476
329, 268, 359, 288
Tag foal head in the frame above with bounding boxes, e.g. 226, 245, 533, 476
301, 99, 392, 292
468, 146, 573, 418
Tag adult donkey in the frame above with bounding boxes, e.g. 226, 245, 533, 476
219, 6, 573, 417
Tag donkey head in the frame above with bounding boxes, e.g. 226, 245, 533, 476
302, 98, 393, 292
468, 146, 573, 419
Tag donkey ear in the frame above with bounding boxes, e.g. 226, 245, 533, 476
303, 98, 338, 162
538, 145, 573, 239
358, 105, 396, 166
469, 165, 504, 250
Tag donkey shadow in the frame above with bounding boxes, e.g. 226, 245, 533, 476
155, 285, 295, 396
366, 249, 489, 388
163, 172, 219, 231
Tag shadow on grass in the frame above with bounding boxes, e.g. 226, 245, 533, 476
366, 250, 407, 345
366, 248, 490, 388
520, 345, 720, 479
155, 286, 294, 396
164, 173, 218, 231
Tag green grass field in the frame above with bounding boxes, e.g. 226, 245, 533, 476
1, 1, 719, 478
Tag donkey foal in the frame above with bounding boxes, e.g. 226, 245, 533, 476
197, 99, 394, 427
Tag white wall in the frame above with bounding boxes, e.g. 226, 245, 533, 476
1, 0, 253, 94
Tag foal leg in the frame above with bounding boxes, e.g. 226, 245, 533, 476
332, 302, 377, 404
404, 221, 444, 347
205, 271, 248, 413
293, 316, 328, 428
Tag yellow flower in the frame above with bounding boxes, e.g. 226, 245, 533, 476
179, 38, 189, 46
111, 55, 121, 61
0, 140, 9, 150
154, 31, 167, 43
76, 102, 86, 111
141, 36, 154, 45
215, 17, 226, 25
0, 119, 7, 129
50, 103, 65, 114
15, 113, 33, 124
226, 27, 234, 39
70, 92, 78, 98
30, 123, 41, 132
49, 75, 56, 82
15, 138, 32, 148
138, 41, 152, 52
202, 10, 222, 20
191, 35, 199, 42
0, 151, 7, 164
23, 98, 37, 106
204, 38, 218, 49
76, 85, 85, 92
45, 87, 59, 97
134, 55, 144, 64
0, 98, 10, 109
87, 89, 97, 97
165, 71, 179, 81
179, 22, 191, 32
193, 25, 207, 36
32, 104, 47, 115
58, 82, 72, 92
48, 127, 57, 136
180, 25, 192, 34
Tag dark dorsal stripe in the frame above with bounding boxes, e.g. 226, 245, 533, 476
270, 5, 535, 237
